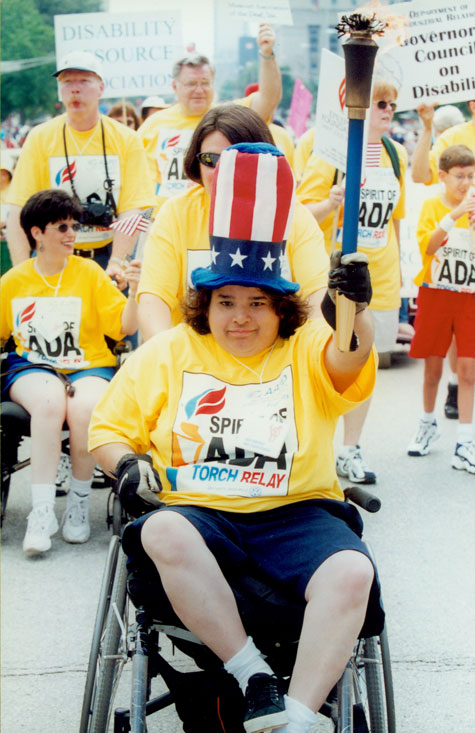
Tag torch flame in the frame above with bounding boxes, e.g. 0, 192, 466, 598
354, 0, 409, 51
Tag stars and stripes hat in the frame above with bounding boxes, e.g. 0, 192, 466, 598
191, 142, 299, 294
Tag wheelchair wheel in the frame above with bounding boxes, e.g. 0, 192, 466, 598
337, 629, 396, 732
80, 537, 129, 732
112, 493, 123, 537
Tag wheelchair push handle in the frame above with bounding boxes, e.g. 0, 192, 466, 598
343, 486, 381, 513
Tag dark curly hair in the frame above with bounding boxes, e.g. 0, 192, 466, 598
182, 286, 309, 339
20, 189, 82, 250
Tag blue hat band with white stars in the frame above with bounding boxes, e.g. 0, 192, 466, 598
191, 236, 300, 294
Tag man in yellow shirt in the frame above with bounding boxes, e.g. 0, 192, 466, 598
137, 24, 282, 210
5, 52, 155, 282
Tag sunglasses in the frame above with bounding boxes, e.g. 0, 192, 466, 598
375, 100, 397, 112
196, 152, 220, 168
47, 222, 81, 233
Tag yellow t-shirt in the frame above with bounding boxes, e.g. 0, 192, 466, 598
6, 114, 155, 250
89, 320, 376, 512
0, 256, 127, 370
415, 196, 474, 292
427, 121, 475, 185
294, 127, 315, 182
269, 123, 295, 170
137, 103, 204, 207
296, 140, 407, 311
137, 185, 329, 325
137, 97, 294, 210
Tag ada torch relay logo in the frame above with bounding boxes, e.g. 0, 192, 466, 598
167, 371, 297, 498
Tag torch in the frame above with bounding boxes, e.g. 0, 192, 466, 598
334, 13, 386, 351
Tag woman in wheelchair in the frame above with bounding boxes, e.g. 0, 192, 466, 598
0, 189, 140, 555
89, 144, 384, 733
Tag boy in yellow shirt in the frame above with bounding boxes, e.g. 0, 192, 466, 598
408, 145, 475, 472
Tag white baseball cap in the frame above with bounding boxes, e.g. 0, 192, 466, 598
141, 96, 167, 110
53, 51, 104, 80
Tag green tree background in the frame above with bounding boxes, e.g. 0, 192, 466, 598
1, 0, 101, 122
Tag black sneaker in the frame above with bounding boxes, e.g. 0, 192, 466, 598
444, 383, 458, 419
243, 673, 287, 733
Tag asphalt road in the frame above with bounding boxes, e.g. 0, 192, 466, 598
2, 348, 475, 733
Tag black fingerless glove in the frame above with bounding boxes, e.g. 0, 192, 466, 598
115, 453, 163, 518
321, 250, 372, 352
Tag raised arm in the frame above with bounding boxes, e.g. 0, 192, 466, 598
250, 24, 282, 122
411, 104, 435, 183
321, 251, 374, 393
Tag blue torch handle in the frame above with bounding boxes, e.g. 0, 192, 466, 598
341, 118, 364, 255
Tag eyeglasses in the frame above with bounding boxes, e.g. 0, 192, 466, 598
47, 222, 81, 233
179, 80, 213, 90
448, 172, 474, 182
375, 100, 397, 112
196, 152, 220, 168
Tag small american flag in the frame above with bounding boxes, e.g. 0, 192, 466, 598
110, 213, 151, 236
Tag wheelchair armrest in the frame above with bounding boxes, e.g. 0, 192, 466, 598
1, 401, 32, 436
343, 486, 381, 513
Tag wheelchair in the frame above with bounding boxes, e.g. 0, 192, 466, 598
80, 486, 396, 733
0, 342, 131, 529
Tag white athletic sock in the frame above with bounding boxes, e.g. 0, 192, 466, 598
31, 483, 56, 509
422, 411, 436, 423
278, 695, 318, 732
69, 475, 93, 498
457, 423, 473, 445
224, 636, 274, 693
339, 444, 358, 456
448, 372, 458, 386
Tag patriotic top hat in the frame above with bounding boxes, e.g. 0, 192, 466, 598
191, 142, 299, 294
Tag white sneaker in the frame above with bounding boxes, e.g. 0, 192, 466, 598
452, 442, 475, 474
336, 446, 376, 484
407, 419, 440, 456
62, 492, 91, 544
23, 505, 59, 555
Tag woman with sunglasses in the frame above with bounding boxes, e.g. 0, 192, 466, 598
296, 79, 407, 486
136, 104, 329, 340
0, 189, 140, 555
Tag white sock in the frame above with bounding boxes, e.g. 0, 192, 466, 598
422, 411, 436, 423
448, 372, 458, 386
31, 484, 56, 509
457, 423, 473, 445
69, 475, 93, 498
339, 444, 357, 457
224, 636, 274, 693
278, 695, 317, 732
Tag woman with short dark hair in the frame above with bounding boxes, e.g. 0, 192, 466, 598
136, 105, 329, 340
0, 189, 140, 555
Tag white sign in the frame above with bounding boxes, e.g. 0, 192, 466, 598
226, 0, 292, 25
54, 11, 182, 98
313, 51, 348, 171
375, 0, 475, 111
313, 50, 369, 173
108, 0, 215, 59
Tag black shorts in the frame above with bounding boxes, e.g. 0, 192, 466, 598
122, 499, 384, 639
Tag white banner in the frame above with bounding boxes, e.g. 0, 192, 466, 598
54, 11, 182, 98
375, 0, 475, 111
313, 50, 369, 173
226, 0, 292, 25
313, 50, 348, 171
